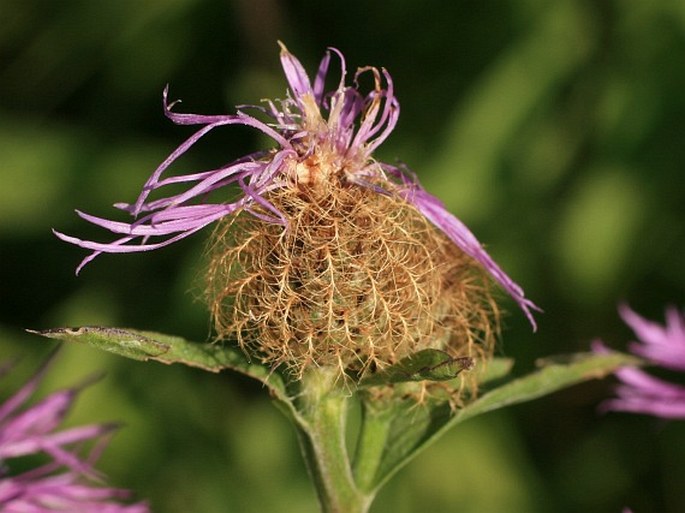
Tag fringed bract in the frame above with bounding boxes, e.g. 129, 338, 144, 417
206, 176, 499, 384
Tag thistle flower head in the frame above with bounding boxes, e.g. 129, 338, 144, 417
56, 44, 539, 380
0, 354, 148, 512
594, 304, 685, 419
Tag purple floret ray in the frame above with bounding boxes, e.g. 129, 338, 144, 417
595, 304, 685, 419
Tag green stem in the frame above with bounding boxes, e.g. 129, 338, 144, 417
295, 368, 374, 513
352, 399, 393, 493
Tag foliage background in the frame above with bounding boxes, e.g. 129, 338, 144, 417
1, 1, 684, 511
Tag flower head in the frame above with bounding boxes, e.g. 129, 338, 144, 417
594, 304, 685, 419
0, 354, 149, 512
56, 44, 539, 379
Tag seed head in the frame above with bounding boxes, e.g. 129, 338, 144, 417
206, 178, 499, 378
55, 43, 540, 382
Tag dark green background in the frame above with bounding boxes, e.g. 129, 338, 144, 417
1, 1, 684, 511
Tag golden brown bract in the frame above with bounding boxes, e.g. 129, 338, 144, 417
204, 176, 499, 391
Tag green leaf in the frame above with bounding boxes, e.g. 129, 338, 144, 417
368, 350, 641, 490
27, 326, 288, 401
453, 351, 641, 425
476, 356, 514, 386
359, 349, 474, 387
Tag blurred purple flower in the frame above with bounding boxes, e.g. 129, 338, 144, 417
0, 355, 149, 512
55, 43, 540, 328
594, 304, 685, 419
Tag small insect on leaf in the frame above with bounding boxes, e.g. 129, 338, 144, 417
26, 326, 169, 360
359, 349, 474, 388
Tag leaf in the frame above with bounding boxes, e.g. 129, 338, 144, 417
27, 326, 288, 401
453, 351, 642, 425
476, 356, 514, 386
359, 349, 474, 387
368, 350, 641, 490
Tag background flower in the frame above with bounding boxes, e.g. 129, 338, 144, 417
0, 354, 149, 512
596, 305, 685, 419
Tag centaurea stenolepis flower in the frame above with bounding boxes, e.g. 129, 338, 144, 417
0, 355, 148, 512
56, 44, 539, 380
595, 304, 685, 418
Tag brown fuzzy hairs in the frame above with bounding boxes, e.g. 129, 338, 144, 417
204, 177, 499, 383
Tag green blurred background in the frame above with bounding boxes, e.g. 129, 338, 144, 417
1, 1, 684, 511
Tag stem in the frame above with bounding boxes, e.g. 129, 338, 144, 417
352, 399, 393, 493
295, 368, 374, 513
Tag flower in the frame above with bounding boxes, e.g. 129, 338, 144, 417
0, 354, 149, 512
56, 43, 540, 380
55, 43, 539, 327
594, 304, 685, 419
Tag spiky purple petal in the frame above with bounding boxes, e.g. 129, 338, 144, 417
594, 306, 685, 419
620, 304, 685, 371
279, 41, 315, 102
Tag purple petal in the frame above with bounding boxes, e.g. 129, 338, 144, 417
614, 367, 685, 400
403, 187, 541, 329
162, 86, 292, 149
55, 219, 211, 254
601, 367, 685, 418
239, 181, 286, 225
593, 348, 685, 419
0, 389, 75, 449
278, 42, 314, 101
131, 116, 289, 216
312, 49, 333, 105
0, 356, 53, 423
0, 469, 150, 512
619, 304, 685, 371
351, 68, 400, 154
601, 396, 685, 418
55, 148, 297, 272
